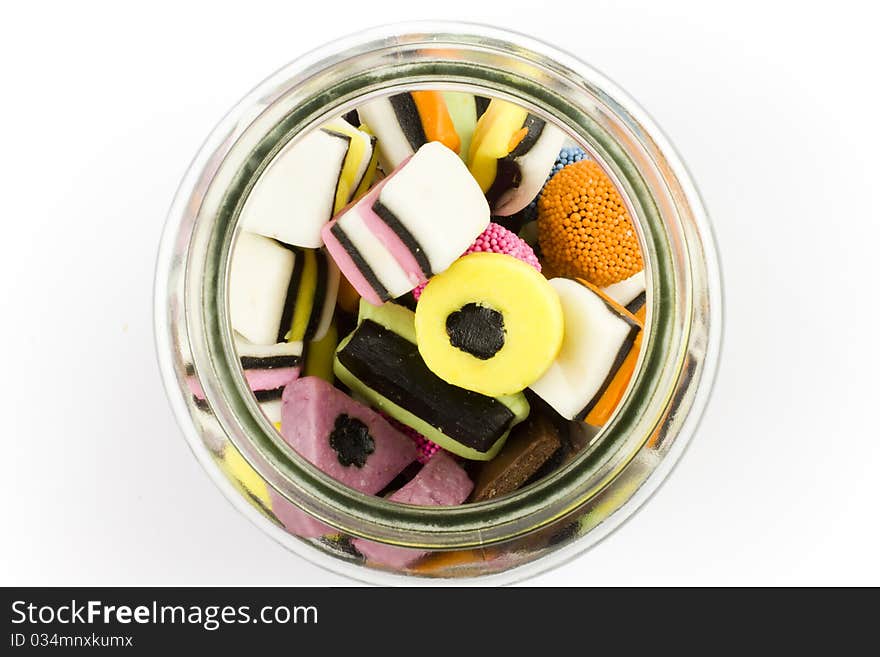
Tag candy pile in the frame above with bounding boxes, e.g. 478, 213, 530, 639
217, 92, 648, 568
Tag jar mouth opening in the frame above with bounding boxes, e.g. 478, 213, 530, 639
163, 24, 719, 552
221, 81, 652, 505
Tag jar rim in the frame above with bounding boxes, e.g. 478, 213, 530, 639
155, 21, 723, 584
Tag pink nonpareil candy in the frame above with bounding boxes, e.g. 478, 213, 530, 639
382, 413, 442, 464
412, 222, 541, 300
353, 452, 474, 568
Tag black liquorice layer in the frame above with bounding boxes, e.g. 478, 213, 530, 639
485, 158, 523, 207
372, 200, 433, 277
626, 291, 646, 315
303, 250, 328, 341
475, 96, 491, 119
573, 294, 643, 422
446, 303, 506, 360
321, 129, 352, 219
389, 93, 427, 152
239, 355, 301, 371
337, 319, 515, 452
275, 243, 305, 343
351, 135, 377, 194
342, 109, 360, 126
509, 114, 546, 158
329, 223, 389, 302
195, 387, 283, 409
484, 115, 546, 206
254, 387, 285, 403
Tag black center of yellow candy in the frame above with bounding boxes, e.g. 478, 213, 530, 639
445, 303, 506, 360
329, 414, 375, 468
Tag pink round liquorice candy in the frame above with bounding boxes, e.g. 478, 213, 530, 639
412, 222, 541, 300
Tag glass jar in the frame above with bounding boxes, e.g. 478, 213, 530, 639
154, 22, 722, 584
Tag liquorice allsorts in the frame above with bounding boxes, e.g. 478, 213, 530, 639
230, 231, 339, 345
467, 98, 566, 216
357, 91, 461, 171
322, 142, 489, 306
187, 334, 304, 426
602, 271, 647, 316
334, 299, 530, 461
239, 119, 376, 248
529, 278, 643, 425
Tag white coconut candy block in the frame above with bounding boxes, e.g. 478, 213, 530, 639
529, 278, 642, 421
230, 232, 338, 345
492, 120, 566, 216
239, 127, 350, 248
322, 142, 489, 305
602, 271, 647, 315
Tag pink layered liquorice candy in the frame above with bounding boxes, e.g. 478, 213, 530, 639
353, 452, 474, 568
322, 142, 489, 305
280, 376, 417, 494
187, 335, 302, 422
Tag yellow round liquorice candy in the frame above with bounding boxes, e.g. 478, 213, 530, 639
415, 253, 564, 397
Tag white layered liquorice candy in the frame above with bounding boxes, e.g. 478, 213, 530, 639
489, 117, 566, 216
357, 95, 417, 172
259, 399, 283, 426
322, 118, 377, 211
230, 232, 295, 345
234, 333, 303, 390
322, 142, 490, 305
236, 335, 303, 420
238, 127, 350, 248
529, 278, 642, 420
602, 271, 647, 315
230, 232, 339, 345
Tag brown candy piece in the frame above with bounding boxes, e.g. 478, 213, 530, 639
470, 413, 562, 502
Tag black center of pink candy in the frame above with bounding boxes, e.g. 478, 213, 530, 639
329, 414, 375, 468
446, 303, 506, 360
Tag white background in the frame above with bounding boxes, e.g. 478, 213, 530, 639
2, 1, 878, 586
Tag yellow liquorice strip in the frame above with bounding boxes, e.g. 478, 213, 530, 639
328, 122, 372, 213
304, 321, 338, 383
286, 249, 317, 342
467, 99, 529, 193
353, 125, 379, 199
